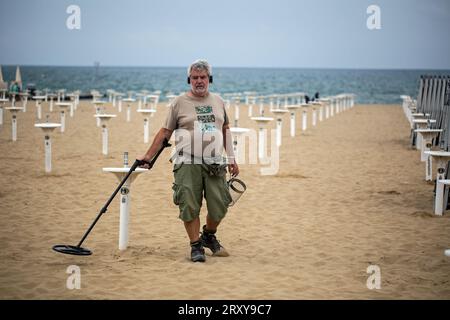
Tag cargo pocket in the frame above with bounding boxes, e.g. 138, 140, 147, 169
172, 183, 183, 206
172, 163, 184, 206
222, 180, 233, 207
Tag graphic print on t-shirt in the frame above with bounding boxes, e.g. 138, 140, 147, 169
195, 105, 216, 133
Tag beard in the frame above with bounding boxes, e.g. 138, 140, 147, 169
193, 85, 207, 95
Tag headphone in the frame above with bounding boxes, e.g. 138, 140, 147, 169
187, 75, 213, 84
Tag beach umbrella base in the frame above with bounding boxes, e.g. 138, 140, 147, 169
52, 245, 92, 256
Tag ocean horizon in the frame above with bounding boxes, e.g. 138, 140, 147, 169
2, 65, 449, 104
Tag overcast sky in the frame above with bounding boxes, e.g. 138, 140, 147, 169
1, 0, 449, 69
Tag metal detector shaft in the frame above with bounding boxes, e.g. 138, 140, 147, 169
75, 160, 139, 248
75, 139, 171, 248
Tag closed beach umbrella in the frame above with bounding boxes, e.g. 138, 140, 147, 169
0, 65, 7, 91
15, 66, 22, 90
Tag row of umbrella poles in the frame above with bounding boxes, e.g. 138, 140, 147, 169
215, 93, 355, 176
401, 75, 450, 216
1, 86, 355, 175
0, 88, 169, 172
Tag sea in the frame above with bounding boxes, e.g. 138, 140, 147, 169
1, 65, 449, 104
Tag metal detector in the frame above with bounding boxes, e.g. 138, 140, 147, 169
52, 139, 171, 256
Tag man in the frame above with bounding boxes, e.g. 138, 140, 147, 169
10, 82, 20, 94
138, 59, 239, 262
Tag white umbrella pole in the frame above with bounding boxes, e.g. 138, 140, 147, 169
302, 110, 307, 132
290, 112, 296, 137
276, 119, 282, 147
0, 107, 3, 125
127, 105, 131, 122
232, 135, 239, 163
45, 135, 52, 173
60, 111, 66, 133
258, 127, 267, 160
144, 118, 149, 144
102, 125, 108, 155
12, 114, 17, 141
426, 155, 432, 181
36, 101, 42, 119
119, 178, 131, 250
96, 108, 100, 127
435, 181, 444, 215
22, 97, 27, 112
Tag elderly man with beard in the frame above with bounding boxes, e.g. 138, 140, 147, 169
138, 59, 239, 262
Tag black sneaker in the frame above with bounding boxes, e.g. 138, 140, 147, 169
201, 226, 229, 257
190, 241, 205, 262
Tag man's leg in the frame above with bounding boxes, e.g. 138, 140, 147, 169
173, 164, 204, 262
184, 216, 201, 242
185, 217, 205, 262
206, 214, 221, 233
201, 172, 231, 257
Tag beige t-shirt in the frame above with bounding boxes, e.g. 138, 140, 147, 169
164, 92, 230, 164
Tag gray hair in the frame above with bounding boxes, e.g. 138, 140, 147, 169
187, 59, 212, 76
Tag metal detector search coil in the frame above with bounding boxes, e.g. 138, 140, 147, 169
227, 178, 246, 206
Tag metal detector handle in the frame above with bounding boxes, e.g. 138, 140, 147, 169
137, 138, 172, 170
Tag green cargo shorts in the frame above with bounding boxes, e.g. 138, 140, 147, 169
172, 163, 232, 222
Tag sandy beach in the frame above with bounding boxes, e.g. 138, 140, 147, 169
1, 100, 450, 300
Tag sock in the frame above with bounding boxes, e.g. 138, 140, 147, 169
202, 225, 216, 235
